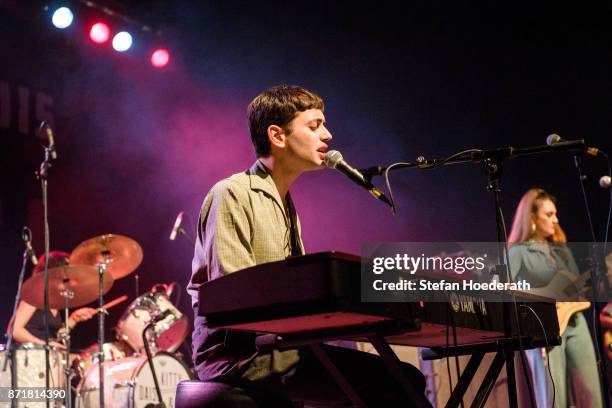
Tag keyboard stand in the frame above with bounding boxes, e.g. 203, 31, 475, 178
254, 320, 433, 408
421, 335, 561, 408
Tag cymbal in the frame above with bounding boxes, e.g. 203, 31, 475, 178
21, 265, 113, 309
69, 234, 143, 280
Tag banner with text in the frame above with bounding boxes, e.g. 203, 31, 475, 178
361, 242, 612, 303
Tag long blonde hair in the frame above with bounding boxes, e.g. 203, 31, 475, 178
508, 188, 567, 245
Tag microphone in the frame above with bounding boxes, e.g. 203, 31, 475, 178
324, 150, 392, 207
546, 133, 601, 156
600, 175, 611, 189
545, 133, 562, 146
21, 227, 38, 266
39, 122, 57, 160
169, 211, 184, 240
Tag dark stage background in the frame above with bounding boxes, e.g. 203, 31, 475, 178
1, 1, 611, 356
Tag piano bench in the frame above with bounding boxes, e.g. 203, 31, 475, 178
175, 379, 303, 408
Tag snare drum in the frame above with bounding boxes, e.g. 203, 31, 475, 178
116, 291, 188, 352
0, 343, 66, 406
76, 352, 193, 408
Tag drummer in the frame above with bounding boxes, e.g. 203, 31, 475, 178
9, 251, 97, 349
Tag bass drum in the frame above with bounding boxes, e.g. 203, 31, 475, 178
116, 291, 189, 353
76, 352, 192, 408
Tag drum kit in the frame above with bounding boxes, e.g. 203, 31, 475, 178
3, 234, 192, 408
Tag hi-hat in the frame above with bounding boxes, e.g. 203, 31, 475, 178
70, 234, 143, 279
21, 265, 113, 309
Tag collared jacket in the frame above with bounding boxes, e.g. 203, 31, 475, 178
508, 242, 579, 289
188, 160, 304, 381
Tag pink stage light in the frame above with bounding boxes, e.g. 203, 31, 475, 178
150, 49, 170, 68
89, 22, 110, 44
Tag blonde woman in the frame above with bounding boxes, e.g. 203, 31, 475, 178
508, 188, 602, 407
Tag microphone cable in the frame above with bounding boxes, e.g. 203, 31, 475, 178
383, 149, 483, 215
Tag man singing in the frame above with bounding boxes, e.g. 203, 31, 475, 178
188, 85, 427, 406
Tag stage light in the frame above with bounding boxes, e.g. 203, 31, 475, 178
51, 7, 74, 29
150, 49, 170, 68
89, 22, 110, 44
112, 32, 133, 52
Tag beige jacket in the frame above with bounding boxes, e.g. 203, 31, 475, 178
188, 160, 304, 380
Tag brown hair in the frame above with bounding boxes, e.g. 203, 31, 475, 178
32, 250, 70, 274
247, 85, 324, 157
508, 188, 567, 245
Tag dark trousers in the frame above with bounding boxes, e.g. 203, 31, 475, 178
207, 344, 428, 407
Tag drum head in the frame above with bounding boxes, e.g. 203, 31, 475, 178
0, 343, 66, 389
76, 353, 192, 408
132, 352, 192, 408
157, 318, 189, 352
116, 291, 189, 352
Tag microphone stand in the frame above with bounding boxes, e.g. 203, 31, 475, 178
142, 323, 166, 408
359, 140, 590, 407
96, 257, 110, 408
135, 273, 139, 298
59, 287, 74, 408
573, 152, 611, 406
3, 232, 33, 408
360, 140, 589, 178
481, 156, 527, 408
35, 143, 54, 408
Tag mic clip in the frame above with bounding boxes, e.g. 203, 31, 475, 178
359, 165, 383, 182
152, 309, 172, 323
21, 227, 38, 265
